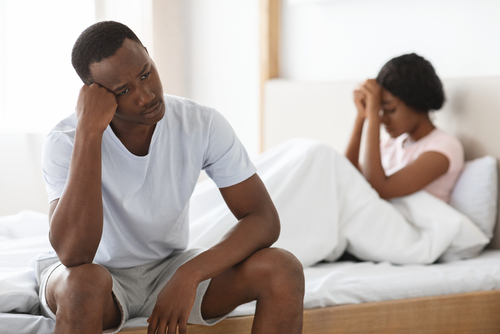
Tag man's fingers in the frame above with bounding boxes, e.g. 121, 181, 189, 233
147, 314, 187, 334
157, 320, 167, 334
167, 320, 178, 334
178, 316, 189, 334
147, 315, 159, 334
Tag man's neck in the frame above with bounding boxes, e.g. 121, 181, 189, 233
109, 120, 157, 157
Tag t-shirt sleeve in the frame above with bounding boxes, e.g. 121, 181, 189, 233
41, 132, 74, 202
202, 110, 256, 188
423, 134, 464, 173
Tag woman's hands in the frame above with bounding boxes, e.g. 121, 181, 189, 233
147, 268, 199, 334
353, 79, 382, 120
346, 79, 383, 170
353, 88, 367, 119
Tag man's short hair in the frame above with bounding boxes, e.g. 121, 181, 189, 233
71, 21, 143, 85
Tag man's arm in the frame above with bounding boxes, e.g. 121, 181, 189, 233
181, 173, 280, 279
48, 84, 117, 267
147, 173, 279, 333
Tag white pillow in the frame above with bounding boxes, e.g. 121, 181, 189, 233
449, 156, 498, 239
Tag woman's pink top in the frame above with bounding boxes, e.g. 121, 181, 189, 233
380, 128, 464, 203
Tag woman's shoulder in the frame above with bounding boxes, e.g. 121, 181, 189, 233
423, 128, 464, 169
426, 128, 463, 152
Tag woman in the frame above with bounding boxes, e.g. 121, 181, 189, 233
345, 53, 464, 203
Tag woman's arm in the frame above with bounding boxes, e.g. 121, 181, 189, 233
372, 152, 449, 199
345, 89, 367, 170
359, 79, 449, 199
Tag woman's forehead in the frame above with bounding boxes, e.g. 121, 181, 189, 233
381, 89, 400, 105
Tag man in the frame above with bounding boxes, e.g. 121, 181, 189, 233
39, 21, 304, 334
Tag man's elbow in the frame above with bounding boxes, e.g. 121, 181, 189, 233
58, 254, 94, 268
50, 234, 95, 268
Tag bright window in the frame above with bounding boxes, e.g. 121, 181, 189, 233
0, 1, 96, 133
0, 0, 152, 134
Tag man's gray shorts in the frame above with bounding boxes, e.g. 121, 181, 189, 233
38, 248, 226, 333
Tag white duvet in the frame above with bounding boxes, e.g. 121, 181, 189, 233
0, 139, 490, 333
190, 139, 489, 267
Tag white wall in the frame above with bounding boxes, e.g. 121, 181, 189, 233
151, 0, 260, 156
151, 0, 186, 98
282, 0, 500, 81
183, 0, 260, 157
163, 0, 500, 157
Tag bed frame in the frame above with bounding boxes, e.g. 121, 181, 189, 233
121, 290, 500, 333
118, 0, 500, 332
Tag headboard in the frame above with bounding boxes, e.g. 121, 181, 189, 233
263, 77, 500, 249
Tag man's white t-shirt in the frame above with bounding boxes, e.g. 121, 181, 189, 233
42, 94, 256, 268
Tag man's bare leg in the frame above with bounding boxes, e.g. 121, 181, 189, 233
201, 248, 305, 334
46, 263, 121, 334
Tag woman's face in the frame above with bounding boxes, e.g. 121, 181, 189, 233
380, 89, 424, 138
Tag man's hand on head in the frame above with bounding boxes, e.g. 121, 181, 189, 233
76, 83, 117, 134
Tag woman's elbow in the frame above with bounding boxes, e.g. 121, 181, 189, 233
365, 178, 392, 200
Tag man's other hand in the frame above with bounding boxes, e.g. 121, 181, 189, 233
147, 267, 198, 334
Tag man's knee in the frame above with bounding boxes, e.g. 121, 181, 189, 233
244, 248, 305, 298
48, 263, 113, 312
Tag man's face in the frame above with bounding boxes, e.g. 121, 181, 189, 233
89, 38, 165, 127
